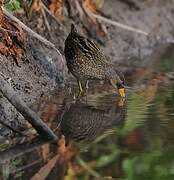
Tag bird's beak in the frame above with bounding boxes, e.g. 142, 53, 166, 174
118, 88, 125, 98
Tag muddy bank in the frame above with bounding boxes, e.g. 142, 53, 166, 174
0, 0, 174, 137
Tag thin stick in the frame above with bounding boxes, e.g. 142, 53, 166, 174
0, 75, 57, 140
41, 1, 60, 24
2, 7, 65, 66
0, 26, 19, 34
91, 13, 149, 36
41, 6, 51, 33
75, 0, 84, 19
82, 3, 149, 36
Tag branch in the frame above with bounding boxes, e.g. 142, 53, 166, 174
81, 3, 149, 36
90, 13, 149, 36
0, 75, 57, 140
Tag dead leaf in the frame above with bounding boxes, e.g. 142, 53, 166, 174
29, 0, 41, 15
30, 155, 59, 180
0, 17, 26, 66
58, 135, 78, 164
84, 0, 104, 13
49, 0, 64, 22
0, 41, 9, 55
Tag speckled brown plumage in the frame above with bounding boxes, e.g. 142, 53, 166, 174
64, 24, 125, 97
61, 101, 125, 144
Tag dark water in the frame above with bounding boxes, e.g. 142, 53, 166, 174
0, 56, 174, 179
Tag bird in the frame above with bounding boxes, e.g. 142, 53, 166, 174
60, 100, 125, 145
64, 24, 125, 98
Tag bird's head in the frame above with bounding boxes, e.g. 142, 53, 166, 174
117, 83, 126, 98
110, 71, 126, 98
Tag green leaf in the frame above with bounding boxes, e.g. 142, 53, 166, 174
4, 0, 20, 11
96, 151, 118, 168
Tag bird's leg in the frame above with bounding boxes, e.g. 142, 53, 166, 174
0, 72, 5, 77
84, 80, 89, 101
76, 79, 83, 98
78, 79, 83, 93
85, 80, 89, 90
73, 80, 84, 100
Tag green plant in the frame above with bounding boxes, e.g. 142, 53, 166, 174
4, 0, 20, 11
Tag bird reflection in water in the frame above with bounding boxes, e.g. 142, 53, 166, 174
60, 97, 126, 145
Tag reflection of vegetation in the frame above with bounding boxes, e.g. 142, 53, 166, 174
77, 85, 174, 180
122, 149, 174, 180
120, 91, 149, 135
157, 58, 174, 72
0, 75, 174, 180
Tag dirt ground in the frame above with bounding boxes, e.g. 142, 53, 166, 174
0, 0, 174, 137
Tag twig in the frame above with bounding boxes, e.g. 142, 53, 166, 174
82, 3, 149, 36
41, 5, 51, 34
2, 7, 65, 67
91, 13, 149, 36
0, 26, 19, 34
0, 75, 57, 140
75, 0, 84, 19
0, 119, 26, 136
41, 1, 60, 24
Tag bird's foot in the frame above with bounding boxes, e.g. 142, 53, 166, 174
73, 90, 86, 100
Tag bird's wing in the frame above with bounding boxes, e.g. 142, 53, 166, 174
77, 36, 109, 66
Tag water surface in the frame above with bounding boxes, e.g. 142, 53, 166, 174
0, 55, 174, 180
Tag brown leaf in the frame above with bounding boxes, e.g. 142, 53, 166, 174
0, 17, 26, 66
0, 41, 9, 55
84, 0, 104, 13
58, 135, 78, 164
49, 0, 64, 22
29, 0, 41, 15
